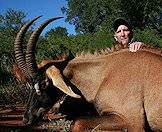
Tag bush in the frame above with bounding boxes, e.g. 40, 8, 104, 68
134, 28, 162, 47
37, 30, 113, 59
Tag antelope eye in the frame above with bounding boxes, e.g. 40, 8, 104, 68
39, 80, 47, 88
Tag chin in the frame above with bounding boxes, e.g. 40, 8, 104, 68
121, 40, 129, 45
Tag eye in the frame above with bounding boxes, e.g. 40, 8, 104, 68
116, 30, 121, 33
39, 77, 50, 89
123, 29, 129, 32
40, 80, 46, 88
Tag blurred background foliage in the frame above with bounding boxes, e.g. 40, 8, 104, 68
0, 0, 162, 105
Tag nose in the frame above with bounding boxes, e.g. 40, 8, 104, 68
121, 30, 125, 36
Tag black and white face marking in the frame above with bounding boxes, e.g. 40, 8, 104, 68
34, 82, 41, 95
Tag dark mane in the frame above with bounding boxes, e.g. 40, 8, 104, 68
75, 43, 162, 59
140, 44, 162, 55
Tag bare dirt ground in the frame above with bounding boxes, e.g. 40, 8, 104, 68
0, 105, 72, 132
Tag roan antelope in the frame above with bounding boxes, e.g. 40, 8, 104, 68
14, 16, 162, 131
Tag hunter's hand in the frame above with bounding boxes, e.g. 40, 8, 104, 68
129, 42, 143, 52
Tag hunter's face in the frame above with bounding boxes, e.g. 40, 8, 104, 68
115, 25, 131, 45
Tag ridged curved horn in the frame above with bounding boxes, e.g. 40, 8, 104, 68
14, 16, 42, 79
26, 17, 63, 77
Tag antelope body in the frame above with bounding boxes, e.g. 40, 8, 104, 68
64, 48, 162, 131
14, 16, 162, 131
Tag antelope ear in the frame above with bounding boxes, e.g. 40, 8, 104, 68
46, 66, 81, 98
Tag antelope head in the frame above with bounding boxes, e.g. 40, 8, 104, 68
14, 16, 80, 125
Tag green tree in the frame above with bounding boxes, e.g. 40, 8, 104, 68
120, 0, 162, 30
0, 8, 27, 53
45, 27, 68, 38
63, 0, 116, 33
0, 8, 26, 29
0, 9, 28, 84
64, 0, 162, 34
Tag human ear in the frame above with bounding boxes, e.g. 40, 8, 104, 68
114, 35, 117, 41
